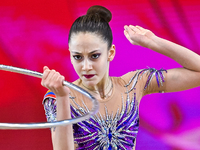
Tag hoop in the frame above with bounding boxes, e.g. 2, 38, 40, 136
0, 64, 99, 130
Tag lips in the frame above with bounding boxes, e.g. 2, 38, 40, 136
84, 74, 95, 79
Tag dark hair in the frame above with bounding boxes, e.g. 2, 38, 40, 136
68, 5, 113, 49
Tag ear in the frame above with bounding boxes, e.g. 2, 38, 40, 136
108, 44, 116, 61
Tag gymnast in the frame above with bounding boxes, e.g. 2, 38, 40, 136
41, 5, 200, 150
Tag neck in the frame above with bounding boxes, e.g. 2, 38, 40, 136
81, 76, 113, 99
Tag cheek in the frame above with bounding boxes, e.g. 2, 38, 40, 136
72, 63, 81, 74
95, 59, 108, 72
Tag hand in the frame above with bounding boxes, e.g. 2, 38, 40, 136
124, 25, 155, 47
41, 66, 70, 97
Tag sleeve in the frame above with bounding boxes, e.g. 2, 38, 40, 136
121, 68, 167, 94
43, 90, 57, 122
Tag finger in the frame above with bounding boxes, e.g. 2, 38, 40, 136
43, 69, 56, 87
124, 25, 131, 34
55, 75, 65, 88
124, 30, 136, 45
48, 71, 61, 89
136, 25, 145, 30
124, 25, 128, 30
124, 30, 131, 41
46, 69, 56, 83
53, 72, 62, 84
135, 25, 146, 33
43, 66, 49, 71
42, 66, 50, 79
50, 73, 65, 94
124, 25, 134, 34
42, 67, 51, 85
132, 25, 148, 35
129, 25, 140, 33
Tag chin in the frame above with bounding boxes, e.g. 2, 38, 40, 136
86, 82, 97, 87
83, 79, 98, 87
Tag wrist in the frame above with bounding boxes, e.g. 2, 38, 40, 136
146, 35, 159, 49
56, 95, 69, 101
56, 95, 71, 118
54, 88, 70, 99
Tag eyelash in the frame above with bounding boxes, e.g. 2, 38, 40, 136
91, 53, 101, 59
73, 53, 101, 60
73, 55, 82, 60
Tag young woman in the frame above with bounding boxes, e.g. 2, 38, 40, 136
41, 5, 200, 150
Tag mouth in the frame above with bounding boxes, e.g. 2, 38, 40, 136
83, 74, 95, 79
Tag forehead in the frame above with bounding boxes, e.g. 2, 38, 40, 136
69, 32, 108, 52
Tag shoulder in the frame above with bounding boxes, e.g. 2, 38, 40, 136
42, 88, 77, 105
121, 70, 138, 84
43, 90, 56, 104
120, 68, 167, 93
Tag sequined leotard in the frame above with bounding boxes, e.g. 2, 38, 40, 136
43, 68, 166, 150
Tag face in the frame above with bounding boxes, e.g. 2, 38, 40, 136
69, 32, 115, 87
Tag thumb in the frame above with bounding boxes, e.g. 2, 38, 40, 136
43, 66, 49, 71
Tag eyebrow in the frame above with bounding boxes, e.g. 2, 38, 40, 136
71, 50, 100, 54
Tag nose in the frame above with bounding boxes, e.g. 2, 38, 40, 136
82, 59, 92, 71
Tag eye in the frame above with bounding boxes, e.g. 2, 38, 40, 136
73, 55, 82, 60
91, 53, 101, 59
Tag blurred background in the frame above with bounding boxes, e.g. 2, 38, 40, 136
0, 0, 200, 149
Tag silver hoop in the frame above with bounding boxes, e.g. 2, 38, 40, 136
0, 64, 99, 130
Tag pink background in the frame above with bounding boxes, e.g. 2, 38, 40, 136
0, 0, 200, 149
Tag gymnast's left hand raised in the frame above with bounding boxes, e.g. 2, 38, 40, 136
124, 25, 155, 47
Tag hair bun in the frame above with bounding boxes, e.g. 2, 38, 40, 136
86, 5, 112, 23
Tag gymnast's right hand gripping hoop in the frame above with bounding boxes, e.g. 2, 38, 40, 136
0, 64, 99, 130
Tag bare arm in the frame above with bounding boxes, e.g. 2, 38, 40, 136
124, 25, 200, 94
51, 96, 74, 150
42, 66, 74, 150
